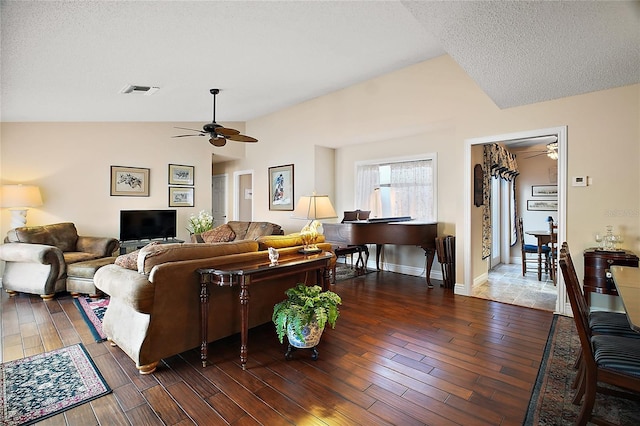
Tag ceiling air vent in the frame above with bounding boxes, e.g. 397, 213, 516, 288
120, 85, 159, 96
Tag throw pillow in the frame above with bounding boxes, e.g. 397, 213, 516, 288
114, 241, 159, 270
200, 224, 236, 243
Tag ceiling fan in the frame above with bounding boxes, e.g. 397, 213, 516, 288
172, 89, 258, 147
522, 142, 558, 160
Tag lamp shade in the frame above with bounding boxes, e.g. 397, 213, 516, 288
292, 195, 337, 220
1, 185, 43, 208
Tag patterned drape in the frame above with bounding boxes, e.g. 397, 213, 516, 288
482, 144, 519, 259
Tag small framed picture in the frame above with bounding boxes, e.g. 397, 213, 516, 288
527, 200, 558, 211
111, 166, 150, 197
531, 185, 557, 197
268, 164, 294, 211
168, 164, 194, 186
169, 187, 194, 207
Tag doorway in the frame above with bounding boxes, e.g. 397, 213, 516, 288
212, 174, 227, 224
233, 170, 254, 221
463, 126, 569, 315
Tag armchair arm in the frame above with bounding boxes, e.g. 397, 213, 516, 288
77, 236, 120, 257
0, 243, 66, 280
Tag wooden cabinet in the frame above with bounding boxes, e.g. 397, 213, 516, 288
583, 248, 638, 305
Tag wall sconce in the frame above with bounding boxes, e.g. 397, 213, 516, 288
292, 193, 337, 253
1, 184, 43, 228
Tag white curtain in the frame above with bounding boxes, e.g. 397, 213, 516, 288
355, 164, 380, 215
389, 160, 434, 221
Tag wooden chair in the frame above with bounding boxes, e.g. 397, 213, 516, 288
559, 244, 640, 425
517, 217, 550, 278
548, 220, 558, 284
435, 235, 455, 289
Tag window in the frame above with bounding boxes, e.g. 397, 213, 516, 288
355, 156, 436, 221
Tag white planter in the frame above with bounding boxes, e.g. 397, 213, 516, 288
286, 321, 325, 349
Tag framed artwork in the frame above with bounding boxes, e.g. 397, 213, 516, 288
169, 186, 194, 207
268, 164, 294, 211
527, 200, 558, 211
110, 166, 150, 196
168, 164, 194, 186
531, 185, 557, 197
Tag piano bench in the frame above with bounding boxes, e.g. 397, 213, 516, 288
332, 244, 368, 283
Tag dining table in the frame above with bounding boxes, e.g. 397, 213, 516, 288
525, 229, 553, 281
610, 265, 640, 332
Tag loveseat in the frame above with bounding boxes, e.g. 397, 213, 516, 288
93, 233, 334, 374
0, 222, 120, 299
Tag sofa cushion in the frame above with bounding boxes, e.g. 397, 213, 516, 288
227, 221, 251, 240
200, 224, 236, 243
63, 252, 103, 264
114, 242, 159, 270
245, 222, 283, 240
137, 240, 260, 274
6, 222, 79, 252
256, 233, 325, 250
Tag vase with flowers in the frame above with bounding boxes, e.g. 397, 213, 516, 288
186, 210, 214, 238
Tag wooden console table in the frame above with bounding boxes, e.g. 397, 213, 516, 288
196, 251, 333, 370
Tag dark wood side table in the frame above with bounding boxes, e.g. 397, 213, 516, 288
583, 248, 638, 305
196, 251, 333, 370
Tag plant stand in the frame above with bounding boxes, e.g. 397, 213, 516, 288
285, 344, 319, 361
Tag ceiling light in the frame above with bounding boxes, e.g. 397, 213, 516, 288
119, 85, 160, 96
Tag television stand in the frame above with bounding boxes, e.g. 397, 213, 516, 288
119, 238, 184, 255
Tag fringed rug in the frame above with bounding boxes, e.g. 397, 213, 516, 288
0, 343, 111, 425
73, 296, 109, 342
524, 314, 640, 425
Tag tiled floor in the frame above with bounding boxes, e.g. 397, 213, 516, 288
472, 262, 557, 311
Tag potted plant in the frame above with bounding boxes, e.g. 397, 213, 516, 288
272, 283, 341, 360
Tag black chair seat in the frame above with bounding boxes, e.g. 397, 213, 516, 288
590, 311, 640, 338
592, 334, 640, 377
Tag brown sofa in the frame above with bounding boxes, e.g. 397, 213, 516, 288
190, 221, 283, 243
0, 222, 119, 299
93, 233, 333, 374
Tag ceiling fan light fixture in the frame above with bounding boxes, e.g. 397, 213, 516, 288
546, 142, 558, 159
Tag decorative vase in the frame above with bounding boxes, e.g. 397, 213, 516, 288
286, 321, 324, 349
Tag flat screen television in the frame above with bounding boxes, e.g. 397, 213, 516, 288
119, 209, 177, 241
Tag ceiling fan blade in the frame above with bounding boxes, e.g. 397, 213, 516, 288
209, 137, 227, 147
227, 134, 258, 143
172, 134, 205, 138
174, 126, 205, 134
215, 127, 241, 137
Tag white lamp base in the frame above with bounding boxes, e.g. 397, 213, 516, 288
9, 208, 28, 229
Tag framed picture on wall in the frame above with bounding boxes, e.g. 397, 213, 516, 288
169, 186, 194, 207
168, 164, 194, 186
531, 185, 557, 197
527, 200, 558, 211
110, 166, 150, 196
268, 164, 294, 211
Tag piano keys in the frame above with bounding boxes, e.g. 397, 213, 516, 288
323, 220, 438, 287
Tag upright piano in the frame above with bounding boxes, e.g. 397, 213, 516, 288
323, 219, 438, 287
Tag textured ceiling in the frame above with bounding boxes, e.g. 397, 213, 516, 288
1, 1, 638, 123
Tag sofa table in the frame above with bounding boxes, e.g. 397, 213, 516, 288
196, 251, 333, 370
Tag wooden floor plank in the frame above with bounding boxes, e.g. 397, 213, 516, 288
1, 270, 553, 425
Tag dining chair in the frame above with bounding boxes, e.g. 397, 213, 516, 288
559, 245, 640, 425
517, 217, 550, 278
548, 220, 558, 284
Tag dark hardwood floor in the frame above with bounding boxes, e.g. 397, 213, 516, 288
1, 270, 553, 425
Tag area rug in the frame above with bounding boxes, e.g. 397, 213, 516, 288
524, 314, 640, 425
73, 296, 109, 342
0, 343, 111, 425
334, 263, 373, 282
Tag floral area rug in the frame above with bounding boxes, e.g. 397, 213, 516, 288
0, 343, 111, 425
73, 295, 109, 342
333, 263, 373, 282
524, 314, 640, 425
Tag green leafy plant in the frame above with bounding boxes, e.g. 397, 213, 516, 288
272, 284, 341, 344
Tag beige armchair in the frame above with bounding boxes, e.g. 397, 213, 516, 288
0, 222, 119, 299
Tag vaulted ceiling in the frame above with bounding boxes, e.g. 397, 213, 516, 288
1, 1, 638, 123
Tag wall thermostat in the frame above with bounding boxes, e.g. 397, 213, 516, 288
572, 176, 588, 186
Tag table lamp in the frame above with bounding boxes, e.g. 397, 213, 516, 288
292, 193, 337, 253
1, 184, 43, 228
